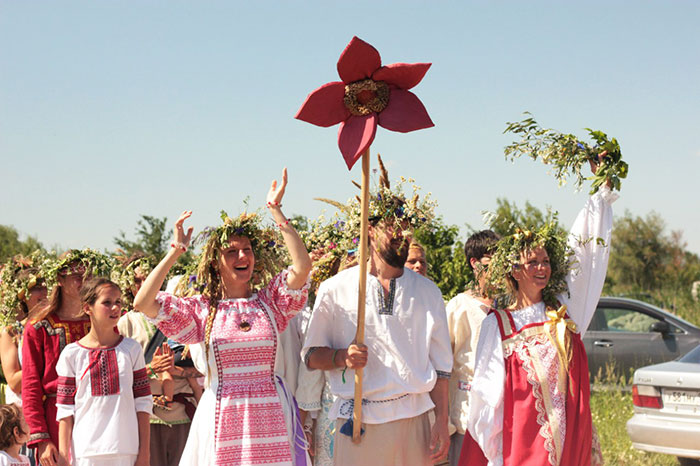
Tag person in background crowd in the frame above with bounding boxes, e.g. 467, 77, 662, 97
0, 403, 31, 466
445, 230, 499, 465
405, 241, 428, 277
116, 253, 200, 466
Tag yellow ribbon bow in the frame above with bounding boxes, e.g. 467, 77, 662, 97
545, 304, 578, 393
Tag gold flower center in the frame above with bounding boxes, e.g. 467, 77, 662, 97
343, 79, 390, 116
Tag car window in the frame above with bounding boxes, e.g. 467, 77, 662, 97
599, 307, 661, 332
680, 345, 700, 363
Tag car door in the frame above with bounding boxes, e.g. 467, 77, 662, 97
585, 304, 681, 378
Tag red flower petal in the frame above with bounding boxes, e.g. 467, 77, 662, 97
372, 63, 431, 90
377, 89, 434, 133
295, 81, 350, 127
338, 114, 377, 170
337, 36, 382, 84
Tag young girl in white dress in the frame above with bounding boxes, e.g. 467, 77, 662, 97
0, 403, 31, 466
56, 278, 153, 466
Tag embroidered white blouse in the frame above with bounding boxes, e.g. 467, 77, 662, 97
302, 266, 453, 424
467, 186, 618, 466
56, 337, 153, 459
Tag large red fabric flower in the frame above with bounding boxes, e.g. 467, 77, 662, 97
295, 36, 434, 170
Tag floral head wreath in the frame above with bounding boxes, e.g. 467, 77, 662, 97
41, 248, 115, 293
111, 252, 157, 308
299, 214, 357, 296
0, 253, 47, 326
348, 154, 436, 237
311, 154, 437, 287
190, 211, 287, 297
483, 215, 573, 307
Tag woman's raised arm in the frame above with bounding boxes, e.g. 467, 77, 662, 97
133, 211, 193, 318
266, 168, 312, 290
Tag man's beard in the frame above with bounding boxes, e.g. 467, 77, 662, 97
378, 239, 410, 269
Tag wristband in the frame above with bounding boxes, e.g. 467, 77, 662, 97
331, 348, 340, 368
171, 242, 187, 252
277, 220, 289, 228
266, 201, 282, 209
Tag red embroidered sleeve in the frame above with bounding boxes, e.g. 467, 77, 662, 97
258, 268, 309, 333
153, 293, 208, 344
56, 377, 76, 405
132, 367, 151, 398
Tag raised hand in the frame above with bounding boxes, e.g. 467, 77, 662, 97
266, 168, 288, 207
173, 210, 194, 250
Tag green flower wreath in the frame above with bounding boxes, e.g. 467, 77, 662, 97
111, 253, 157, 308
40, 248, 115, 293
190, 210, 287, 297
0, 253, 47, 326
310, 156, 437, 288
484, 215, 574, 307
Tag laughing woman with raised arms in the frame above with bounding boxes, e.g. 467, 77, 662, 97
134, 169, 312, 466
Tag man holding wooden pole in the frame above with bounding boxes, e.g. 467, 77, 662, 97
302, 178, 452, 466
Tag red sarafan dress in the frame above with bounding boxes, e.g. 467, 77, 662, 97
460, 308, 594, 466
21, 314, 91, 447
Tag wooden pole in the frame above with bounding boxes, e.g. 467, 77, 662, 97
352, 147, 370, 443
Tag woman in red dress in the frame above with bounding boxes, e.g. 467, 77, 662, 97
461, 162, 614, 466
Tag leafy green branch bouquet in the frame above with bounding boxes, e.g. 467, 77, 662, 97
504, 113, 629, 194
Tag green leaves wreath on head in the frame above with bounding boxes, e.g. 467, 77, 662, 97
0, 253, 47, 326
485, 215, 574, 307
40, 248, 115, 293
190, 211, 287, 300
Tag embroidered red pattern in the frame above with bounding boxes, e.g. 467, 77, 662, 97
132, 368, 151, 398
89, 349, 120, 396
56, 376, 76, 405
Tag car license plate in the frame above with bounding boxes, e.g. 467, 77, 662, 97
662, 389, 700, 407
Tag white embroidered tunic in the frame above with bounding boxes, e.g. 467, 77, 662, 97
302, 266, 453, 424
467, 186, 618, 466
55, 337, 153, 460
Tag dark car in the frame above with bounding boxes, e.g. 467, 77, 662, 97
583, 297, 700, 377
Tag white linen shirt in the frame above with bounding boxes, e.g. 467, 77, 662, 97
56, 337, 153, 459
446, 292, 491, 435
467, 186, 619, 466
302, 266, 453, 424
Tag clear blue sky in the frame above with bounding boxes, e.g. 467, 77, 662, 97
2, 1, 699, 255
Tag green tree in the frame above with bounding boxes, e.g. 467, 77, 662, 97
606, 211, 673, 290
488, 198, 564, 237
0, 225, 44, 262
114, 215, 195, 272
414, 217, 470, 300
114, 215, 169, 258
